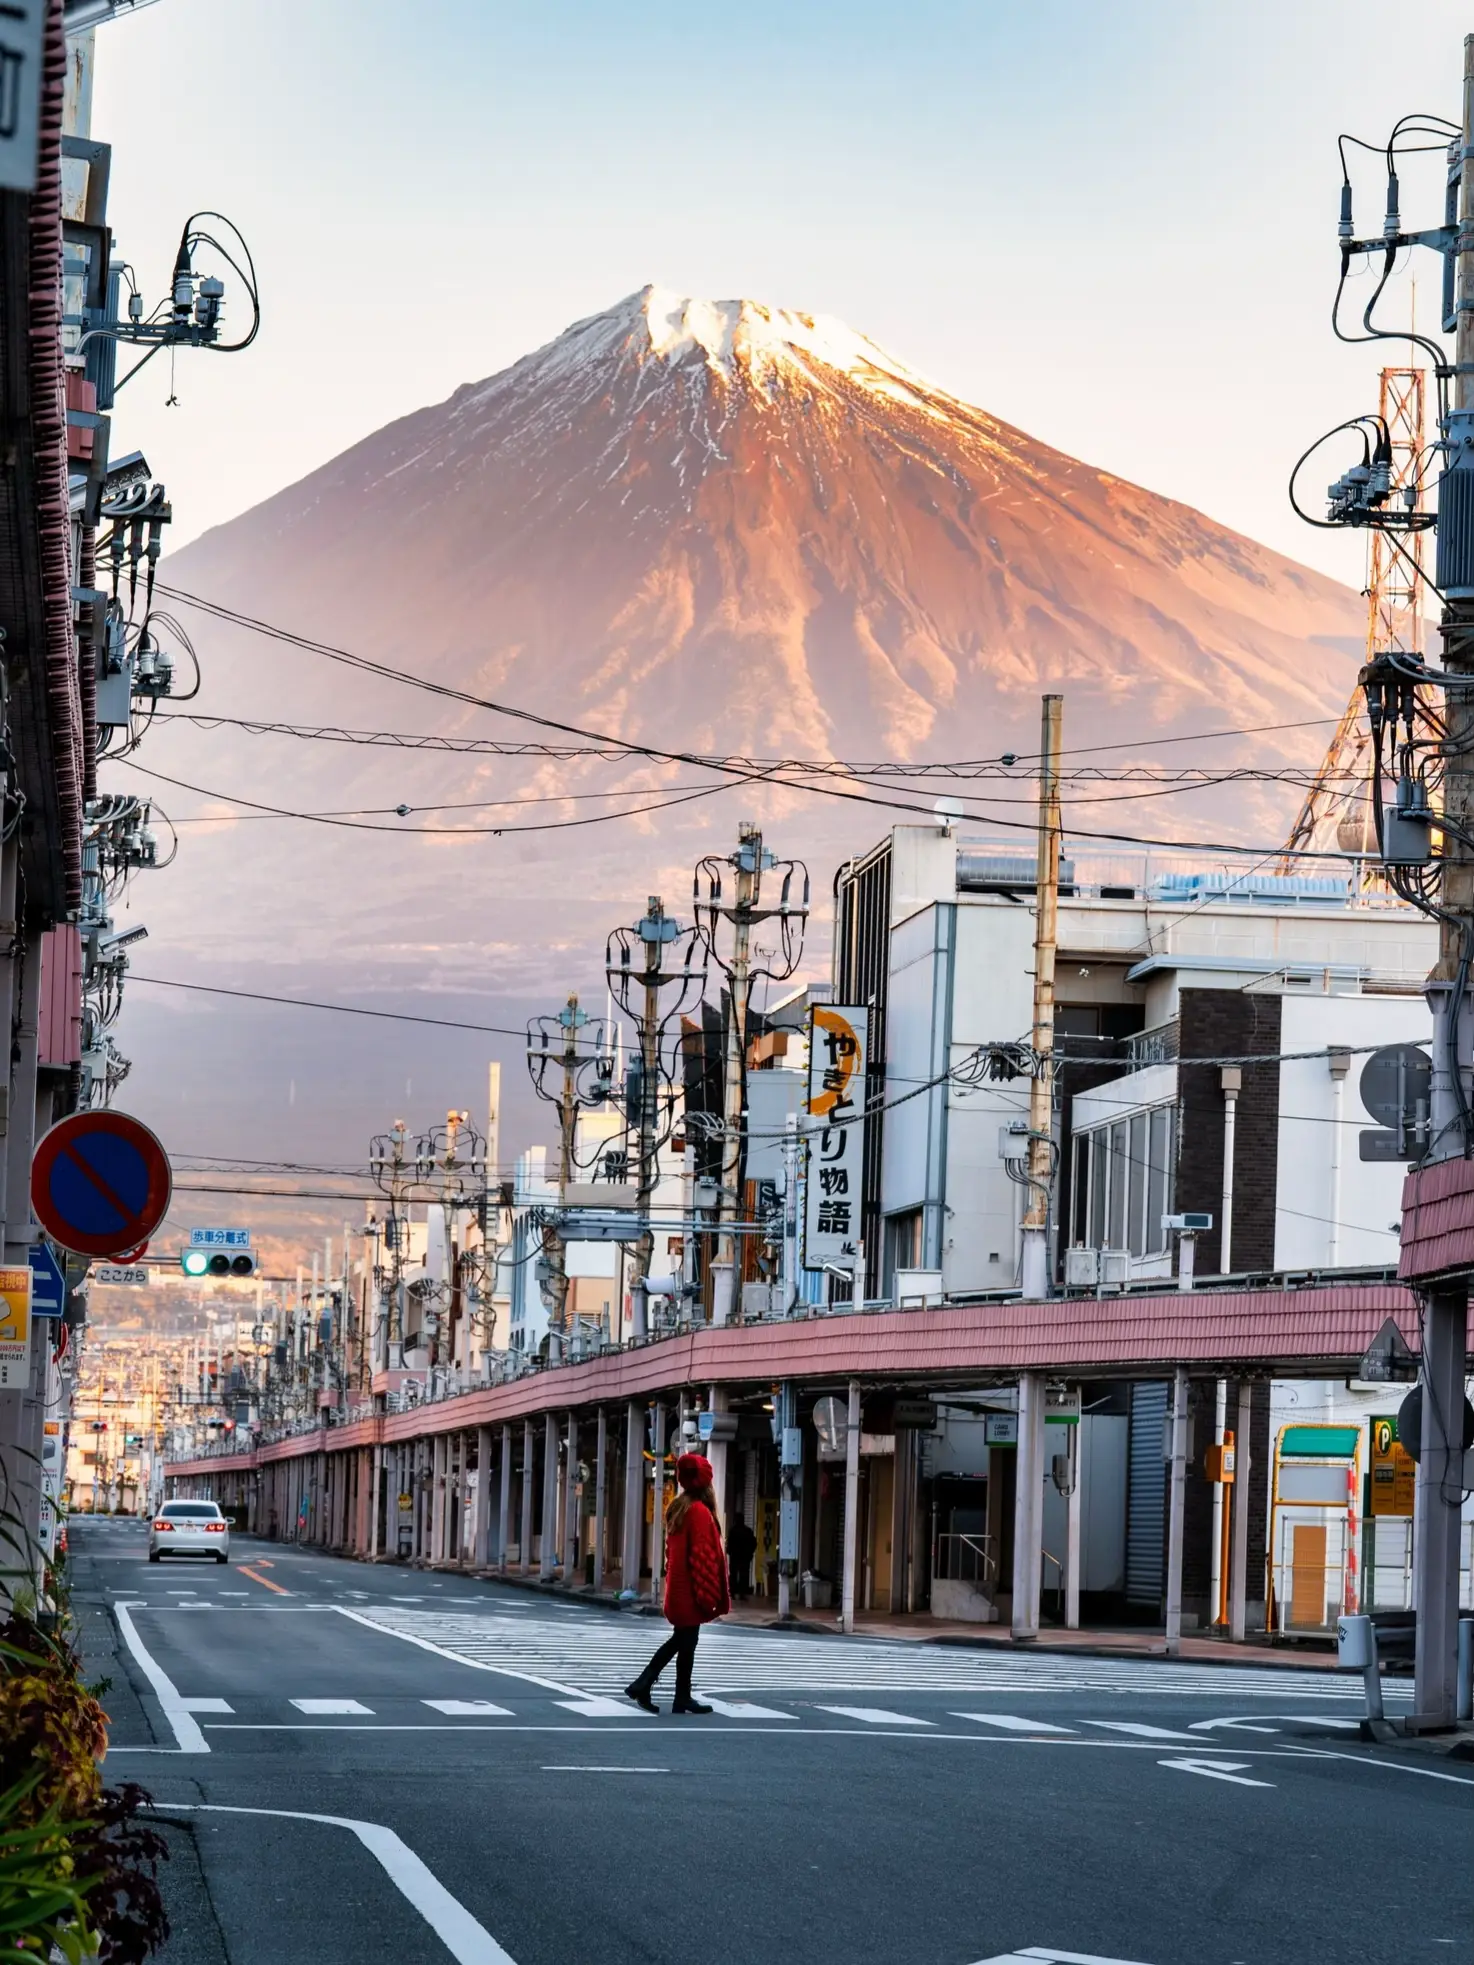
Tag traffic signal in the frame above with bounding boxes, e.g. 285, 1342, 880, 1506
180, 1249, 257, 1278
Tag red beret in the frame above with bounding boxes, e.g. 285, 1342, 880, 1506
676, 1451, 714, 1491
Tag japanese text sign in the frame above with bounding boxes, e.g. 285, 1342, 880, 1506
802, 1005, 868, 1271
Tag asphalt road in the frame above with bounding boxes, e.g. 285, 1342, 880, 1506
71, 1516, 1474, 1965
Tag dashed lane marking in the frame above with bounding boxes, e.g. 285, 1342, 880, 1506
815, 1706, 933, 1726
238, 1565, 291, 1596
291, 1699, 374, 1715
542, 1765, 667, 1774
179, 1698, 234, 1714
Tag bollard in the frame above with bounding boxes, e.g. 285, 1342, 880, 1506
1459, 1617, 1474, 1725
1337, 1613, 1383, 1722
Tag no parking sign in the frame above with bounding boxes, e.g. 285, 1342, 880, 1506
30, 1111, 172, 1260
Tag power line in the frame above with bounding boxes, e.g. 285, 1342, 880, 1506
149, 584, 1350, 857
128, 974, 532, 1039
149, 706, 1348, 777
110, 758, 739, 835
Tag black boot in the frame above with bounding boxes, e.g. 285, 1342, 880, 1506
671, 1696, 713, 1714
624, 1680, 659, 1713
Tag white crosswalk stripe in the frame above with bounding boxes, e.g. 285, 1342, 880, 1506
421, 1699, 512, 1716
557, 1697, 652, 1717
1087, 1722, 1198, 1741
953, 1713, 1074, 1733
290, 1698, 373, 1715
817, 1706, 932, 1726
702, 1700, 794, 1719
339, 1606, 1405, 1701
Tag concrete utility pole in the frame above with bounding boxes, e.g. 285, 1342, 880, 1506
1414, 34, 1474, 1726
1020, 695, 1062, 1300
607, 898, 705, 1339
694, 830, 808, 1324
714, 828, 761, 1325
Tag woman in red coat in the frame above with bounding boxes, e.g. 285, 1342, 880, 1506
625, 1451, 730, 1714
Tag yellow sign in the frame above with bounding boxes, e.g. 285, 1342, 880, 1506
1370, 1415, 1415, 1518
0, 1269, 30, 1346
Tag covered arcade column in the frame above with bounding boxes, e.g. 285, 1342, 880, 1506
622, 1401, 644, 1597
472, 1425, 493, 1569
1011, 1372, 1045, 1640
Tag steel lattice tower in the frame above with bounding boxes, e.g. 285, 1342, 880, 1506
1281, 367, 1427, 866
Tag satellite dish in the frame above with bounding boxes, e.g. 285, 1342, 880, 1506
934, 796, 964, 830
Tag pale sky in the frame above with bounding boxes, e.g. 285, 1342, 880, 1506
90, 0, 1470, 589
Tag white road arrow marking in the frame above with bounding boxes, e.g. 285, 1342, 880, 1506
1188, 1718, 1280, 1734
1158, 1756, 1275, 1788
968, 1948, 1157, 1964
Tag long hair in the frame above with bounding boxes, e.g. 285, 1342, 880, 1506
666, 1483, 718, 1537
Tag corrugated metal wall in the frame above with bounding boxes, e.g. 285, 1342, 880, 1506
1126, 1380, 1167, 1606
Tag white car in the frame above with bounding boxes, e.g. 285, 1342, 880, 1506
148, 1500, 231, 1563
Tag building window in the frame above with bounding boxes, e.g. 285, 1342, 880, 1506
1072, 1103, 1175, 1257
884, 1209, 924, 1285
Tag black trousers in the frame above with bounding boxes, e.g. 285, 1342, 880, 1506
637, 1624, 700, 1702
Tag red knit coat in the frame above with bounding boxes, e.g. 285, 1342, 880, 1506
663, 1498, 731, 1628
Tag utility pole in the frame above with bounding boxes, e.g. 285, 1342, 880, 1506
714, 830, 760, 1322
606, 899, 706, 1338
694, 830, 808, 1323
1020, 694, 1062, 1300
526, 997, 610, 1361
1413, 34, 1474, 1726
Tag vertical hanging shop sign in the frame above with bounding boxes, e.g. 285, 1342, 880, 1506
802, 1005, 869, 1272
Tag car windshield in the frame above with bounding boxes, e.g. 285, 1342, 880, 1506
162, 1505, 220, 1521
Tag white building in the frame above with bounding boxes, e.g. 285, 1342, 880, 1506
834, 823, 1436, 1298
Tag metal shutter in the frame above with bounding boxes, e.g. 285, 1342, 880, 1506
1126, 1381, 1168, 1606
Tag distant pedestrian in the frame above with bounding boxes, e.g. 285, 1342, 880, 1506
625, 1452, 729, 1715
727, 1511, 757, 1600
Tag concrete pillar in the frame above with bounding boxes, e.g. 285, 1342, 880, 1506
841, 1379, 862, 1634
520, 1420, 535, 1573
1065, 1403, 1081, 1631
706, 1384, 731, 1534
473, 1425, 493, 1569
369, 1447, 382, 1560
650, 1403, 667, 1604
1011, 1372, 1045, 1640
622, 1401, 644, 1595
1164, 1367, 1189, 1657
431, 1435, 447, 1563
1230, 1380, 1251, 1642
497, 1423, 511, 1571
541, 1413, 559, 1580
593, 1407, 608, 1590
1415, 1285, 1469, 1723
564, 1414, 580, 1585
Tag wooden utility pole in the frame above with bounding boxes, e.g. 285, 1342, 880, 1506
1020, 694, 1062, 1300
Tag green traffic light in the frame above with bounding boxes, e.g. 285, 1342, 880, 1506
181, 1249, 210, 1277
